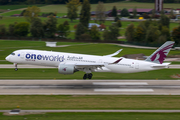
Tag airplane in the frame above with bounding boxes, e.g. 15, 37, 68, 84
5, 41, 174, 79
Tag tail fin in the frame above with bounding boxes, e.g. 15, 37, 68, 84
145, 41, 175, 64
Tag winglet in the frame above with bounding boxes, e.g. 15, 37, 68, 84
104, 49, 123, 57
145, 41, 175, 64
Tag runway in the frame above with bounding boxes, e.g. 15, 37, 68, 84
0, 64, 180, 68
2, 110, 180, 113
1, 80, 180, 95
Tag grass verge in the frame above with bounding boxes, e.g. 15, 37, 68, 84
1, 112, 180, 120
0, 95, 180, 110
0, 68, 179, 79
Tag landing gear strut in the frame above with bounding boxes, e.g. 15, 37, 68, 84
14, 63, 18, 71
83, 73, 93, 80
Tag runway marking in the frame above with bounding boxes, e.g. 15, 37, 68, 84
93, 82, 148, 85
0, 86, 69, 88
0, 80, 179, 82
94, 89, 154, 92
1, 93, 180, 95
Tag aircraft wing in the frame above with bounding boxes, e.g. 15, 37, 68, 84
104, 49, 122, 57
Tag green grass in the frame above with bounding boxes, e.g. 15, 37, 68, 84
39, 2, 180, 14
1, 40, 180, 64
0, 10, 22, 16
0, 95, 180, 110
0, 69, 179, 79
0, 5, 45, 10
1, 112, 180, 120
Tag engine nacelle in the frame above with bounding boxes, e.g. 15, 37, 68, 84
58, 64, 77, 74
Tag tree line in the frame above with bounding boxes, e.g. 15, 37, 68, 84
131, 0, 180, 3
0, 0, 179, 45
1, 0, 180, 5
0, 1, 121, 42
125, 14, 180, 46
0, 0, 124, 5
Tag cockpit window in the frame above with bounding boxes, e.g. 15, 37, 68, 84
11, 53, 15, 55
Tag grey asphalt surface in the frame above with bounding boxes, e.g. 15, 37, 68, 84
1, 80, 180, 95
0, 64, 180, 68
2, 110, 180, 113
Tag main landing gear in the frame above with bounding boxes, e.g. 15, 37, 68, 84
14, 63, 18, 71
83, 73, 93, 80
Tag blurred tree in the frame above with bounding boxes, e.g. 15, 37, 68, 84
8, 22, 17, 37
66, 0, 81, 22
172, 26, 180, 45
114, 16, 119, 22
133, 7, 137, 18
160, 26, 170, 40
30, 18, 44, 38
159, 15, 170, 28
43, 15, 57, 38
121, 8, 129, 17
63, 20, 69, 26
170, 9, 175, 19
125, 23, 135, 42
99, 23, 106, 30
134, 23, 146, 42
57, 22, 70, 38
79, 0, 91, 28
23, 6, 41, 23
27, 0, 36, 4
14, 22, 30, 36
145, 25, 160, 43
78, 33, 91, 41
96, 1, 106, 23
0, 24, 7, 37
75, 22, 86, 40
112, 6, 117, 17
151, 9, 156, 18
103, 25, 119, 41
90, 25, 100, 41
116, 20, 122, 27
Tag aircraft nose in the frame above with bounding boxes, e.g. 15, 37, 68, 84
5, 56, 10, 61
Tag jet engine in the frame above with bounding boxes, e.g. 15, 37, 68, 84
58, 64, 78, 74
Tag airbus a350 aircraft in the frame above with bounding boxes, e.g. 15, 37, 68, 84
5, 41, 174, 79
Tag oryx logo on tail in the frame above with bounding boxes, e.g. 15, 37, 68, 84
146, 41, 174, 64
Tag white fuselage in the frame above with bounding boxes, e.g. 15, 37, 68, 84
5, 49, 165, 74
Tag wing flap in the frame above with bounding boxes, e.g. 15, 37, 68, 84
75, 63, 104, 68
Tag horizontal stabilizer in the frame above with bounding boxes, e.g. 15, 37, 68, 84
151, 63, 170, 68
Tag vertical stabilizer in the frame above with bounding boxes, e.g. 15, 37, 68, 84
145, 41, 175, 64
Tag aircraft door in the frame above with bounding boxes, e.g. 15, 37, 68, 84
135, 62, 139, 69
20, 52, 25, 59
130, 62, 134, 68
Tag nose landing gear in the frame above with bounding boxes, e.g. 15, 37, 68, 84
14, 63, 18, 71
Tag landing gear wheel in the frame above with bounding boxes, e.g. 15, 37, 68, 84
88, 73, 93, 79
83, 74, 88, 80
14, 63, 18, 71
